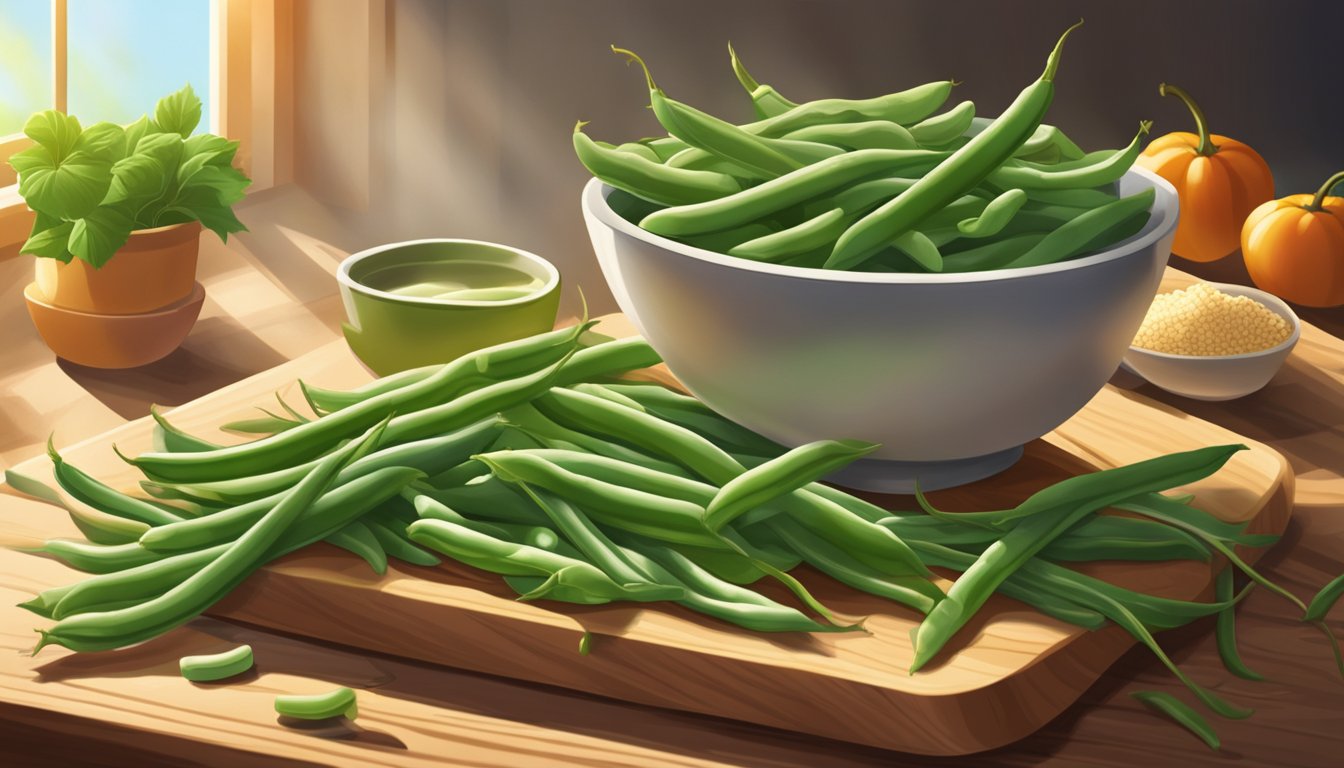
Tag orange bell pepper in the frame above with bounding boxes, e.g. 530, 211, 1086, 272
1136, 83, 1274, 263
1242, 171, 1344, 307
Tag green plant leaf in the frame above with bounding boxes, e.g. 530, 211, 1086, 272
159, 184, 247, 241
21, 214, 74, 262
105, 151, 171, 208
180, 162, 251, 206
183, 134, 239, 167
123, 115, 153, 152
22, 110, 82, 158
69, 204, 136, 268
154, 84, 202, 138
11, 146, 114, 220
75, 122, 128, 163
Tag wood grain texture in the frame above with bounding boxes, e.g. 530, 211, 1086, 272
0, 313, 1292, 758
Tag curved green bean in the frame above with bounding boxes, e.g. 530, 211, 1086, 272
782, 120, 918, 151
956, 188, 1028, 238
275, 687, 358, 720
987, 121, 1150, 190
729, 43, 798, 119
1000, 188, 1155, 269
909, 100, 976, 146
180, 644, 254, 682
574, 122, 741, 206
744, 80, 955, 138
826, 22, 1082, 269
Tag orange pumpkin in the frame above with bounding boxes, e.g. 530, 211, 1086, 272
1136, 83, 1274, 263
1242, 171, 1344, 307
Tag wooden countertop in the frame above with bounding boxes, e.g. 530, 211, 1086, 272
1, 232, 1342, 766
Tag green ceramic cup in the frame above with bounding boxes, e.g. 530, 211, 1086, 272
337, 239, 561, 376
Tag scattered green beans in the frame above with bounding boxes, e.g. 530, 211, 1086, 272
275, 687, 358, 720
180, 644, 254, 682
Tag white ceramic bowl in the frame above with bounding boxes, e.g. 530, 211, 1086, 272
581, 168, 1180, 492
1121, 282, 1300, 401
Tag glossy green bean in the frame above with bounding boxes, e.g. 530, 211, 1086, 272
1215, 567, 1263, 680
909, 100, 976, 146
515, 448, 715, 504
988, 121, 1150, 189
782, 120, 918, 151
139, 465, 428, 553
501, 402, 685, 475
1014, 123, 1086, 161
767, 516, 941, 614
412, 478, 551, 526
639, 148, 950, 237
180, 644, 254, 682
300, 365, 438, 414
1000, 188, 1155, 268
573, 122, 741, 206
149, 407, 223, 452
125, 324, 590, 483
1011, 185, 1118, 208
705, 439, 877, 531
614, 141, 661, 162
36, 420, 390, 653
743, 80, 955, 138
6, 466, 153, 545
275, 687, 358, 720
729, 43, 798, 119
909, 444, 1245, 671
728, 208, 847, 261
825, 22, 1081, 269
940, 232, 1048, 272
1131, 692, 1221, 751
956, 188, 1028, 238
366, 515, 442, 568
33, 538, 161, 574
522, 486, 670, 591
326, 521, 387, 575
595, 382, 784, 457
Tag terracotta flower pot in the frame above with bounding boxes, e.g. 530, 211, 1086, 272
33, 221, 202, 315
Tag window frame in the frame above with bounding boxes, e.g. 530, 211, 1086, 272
0, 0, 291, 250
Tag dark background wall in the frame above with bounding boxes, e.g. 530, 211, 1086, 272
371, 0, 1344, 316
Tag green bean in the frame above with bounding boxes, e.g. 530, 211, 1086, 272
729, 43, 798, 119
300, 365, 438, 414
1214, 567, 1263, 680
677, 221, 779, 254
909, 100, 976, 147
614, 141, 661, 162
705, 439, 877, 531
1306, 572, 1344, 622
767, 516, 941, 614
574, 122, 741, 206
614, 47, 806, 179
1132, 691, 1221, 751
783, 120, 918, 151
47, 443, 185, 527
149, 407, 223, 452
662, 146, 761, 177
535, 388, 928, 578
956, 188, 1028, 238
1008, 148, 1115, 173
888, 230, 944, 271
988, 121, 1150, 189
275, 687, 357, 720
596, 382, 785, 457
501, 402, 685, 475
140, 464, 428, 553
326, 521, 387, 575
1014, 123, 1086, 161
639, 148, 950, 237
474, 451, 717, 547
29, 538, 162, 574
515, 448, 715, 504
826, 22, 1082, 269
220, 411, 303, 436
145, 416, 502, 505
125, 324, 591, 483
909, 444, 1245, 671
940, 232, 1049, 272
36, 419, 391, 653
407, 518, 678, 604
728, 208, 846, 261
1011, 185, 1118, 208
412, 478, 551, 526
642, 135, 690, 161
366, 515, 442, 568
412, 493, 529, 541
180, 644, 254, 682
6, 466, 153, 545
999, 188, 1155, 269
17, 585, 75, 619
743, 80, 955, 138
618, 538, 838, 633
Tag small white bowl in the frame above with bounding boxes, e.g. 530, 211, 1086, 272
1120, 282, 1300, 401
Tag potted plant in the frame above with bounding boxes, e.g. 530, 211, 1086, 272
8, 84, 251, 367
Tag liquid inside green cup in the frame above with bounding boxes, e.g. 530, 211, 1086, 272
339, 240, 561, 376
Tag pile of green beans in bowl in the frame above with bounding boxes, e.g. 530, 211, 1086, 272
11, 319, 1344, 748
572, 21, 1158, 273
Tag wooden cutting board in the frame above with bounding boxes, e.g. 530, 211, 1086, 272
0, 315, 1292, 757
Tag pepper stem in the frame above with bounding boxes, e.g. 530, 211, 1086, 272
1041, 19, 1084, 83
610, 45, 657, 92
1307, 171, 1344, 211
1159, 83, 1216, 156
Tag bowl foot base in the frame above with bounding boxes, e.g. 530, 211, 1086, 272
826, 445, 1025, 494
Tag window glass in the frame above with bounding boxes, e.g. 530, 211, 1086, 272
0, 0, 54, 136
68, 0, 211, 132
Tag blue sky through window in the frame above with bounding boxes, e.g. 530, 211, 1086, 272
0, 0, 210, 137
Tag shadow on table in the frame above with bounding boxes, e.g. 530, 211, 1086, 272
56, 316, 290, 420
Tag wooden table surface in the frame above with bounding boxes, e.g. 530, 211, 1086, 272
1, 230, 1342, 767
